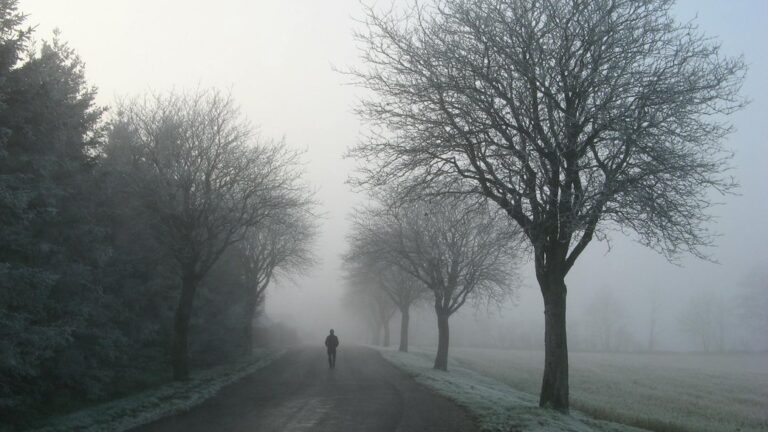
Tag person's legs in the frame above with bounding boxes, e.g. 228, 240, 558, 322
330, 350, 336, 368
327, 350, 332, 368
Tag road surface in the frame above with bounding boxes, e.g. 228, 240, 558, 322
131, 346, 478, 432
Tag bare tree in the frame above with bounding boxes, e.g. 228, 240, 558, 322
379, 265, 425, 352
344, 241, 427, 352
379, 298, 397, 347
342, 267, 397, 346
110, 89, 303, 380
647, 288, 661, 352
739, 267, 768, 351
348, 0, 746, 410
236, 202, 317, 355
584, 289, 625, 352
351, 196, 520, 370
679, 291, 725, 352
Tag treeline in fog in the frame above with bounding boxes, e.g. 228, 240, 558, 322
0, 1, 315, 424
343, 193, 524, 369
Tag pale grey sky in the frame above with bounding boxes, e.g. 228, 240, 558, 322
22, 0, 768, 350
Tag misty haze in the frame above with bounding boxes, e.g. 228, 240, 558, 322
1, 1, 766, 431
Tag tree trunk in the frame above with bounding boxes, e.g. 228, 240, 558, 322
383, 317, 390, 347
434, 309, 450, 371
242, 291, 259, 356
399, 307, 410, 352
718, 314, 725, 352
370, 320, 381, 346
538, 272, 569, 411
172, 272, 197, 381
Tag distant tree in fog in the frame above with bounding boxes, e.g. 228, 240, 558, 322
348, 0, 746, 411
342, 268, 397, 346
584, 289, 626, 352
236, 201, 317, 356
377, 265, 426, 352
679, 291, 726, 352
647, 289, 662, 352
350, 195, 521, 370
739, 268, 768, 351
344, 241, 427, 352
108, 89, 306, 380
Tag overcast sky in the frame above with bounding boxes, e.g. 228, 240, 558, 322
21, 0, 768, 350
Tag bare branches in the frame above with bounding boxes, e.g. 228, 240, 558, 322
347, 0, 746, 407
237, 196, 319, 302
348, 194, 521, 317
106, 88, 317, 379
346, 191, 522, 365
110, 88, 310, 279
344, 226, 428, 313
347, 0, 747, 266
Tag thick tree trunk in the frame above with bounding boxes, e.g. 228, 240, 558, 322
434, 309, 450, 371
399, 307, 410, 352
538, 272, 569, 411
172, 272, 197, 381
383, 318, 390, 347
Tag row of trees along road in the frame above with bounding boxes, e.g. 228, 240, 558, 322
346, 0, 746, 411
0, 0, 316, 423
345, 195, 522, 370
342, 263, 400, 347
344, 256, 425, 351
106, 91, 315, 380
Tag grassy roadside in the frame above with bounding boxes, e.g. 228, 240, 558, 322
10, 349, 284, 432
447, 348, 768, 432
375, 347, 646, 432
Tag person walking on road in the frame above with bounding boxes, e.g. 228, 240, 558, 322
325, 329, 339, 368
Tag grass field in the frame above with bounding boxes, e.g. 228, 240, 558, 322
445, 348, 768, 432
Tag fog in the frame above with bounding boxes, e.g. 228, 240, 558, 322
22, 0, 767, 353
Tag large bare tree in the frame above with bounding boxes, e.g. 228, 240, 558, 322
351, 196, 520, 370
348, 0, 746, 410
110, 89, 305, 380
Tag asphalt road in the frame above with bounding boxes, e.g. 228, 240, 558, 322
131, 346, 478, 432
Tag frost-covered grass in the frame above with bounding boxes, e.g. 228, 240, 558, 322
13, 350, 284, 432
377, 347, 645, 432
447, 348, 768, 432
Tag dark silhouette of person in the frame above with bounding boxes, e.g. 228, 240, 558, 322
325, 329, 339, 368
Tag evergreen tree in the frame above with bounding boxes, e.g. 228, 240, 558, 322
0, 1, 109, 416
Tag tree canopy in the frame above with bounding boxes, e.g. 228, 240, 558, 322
348, 0, 747, 410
